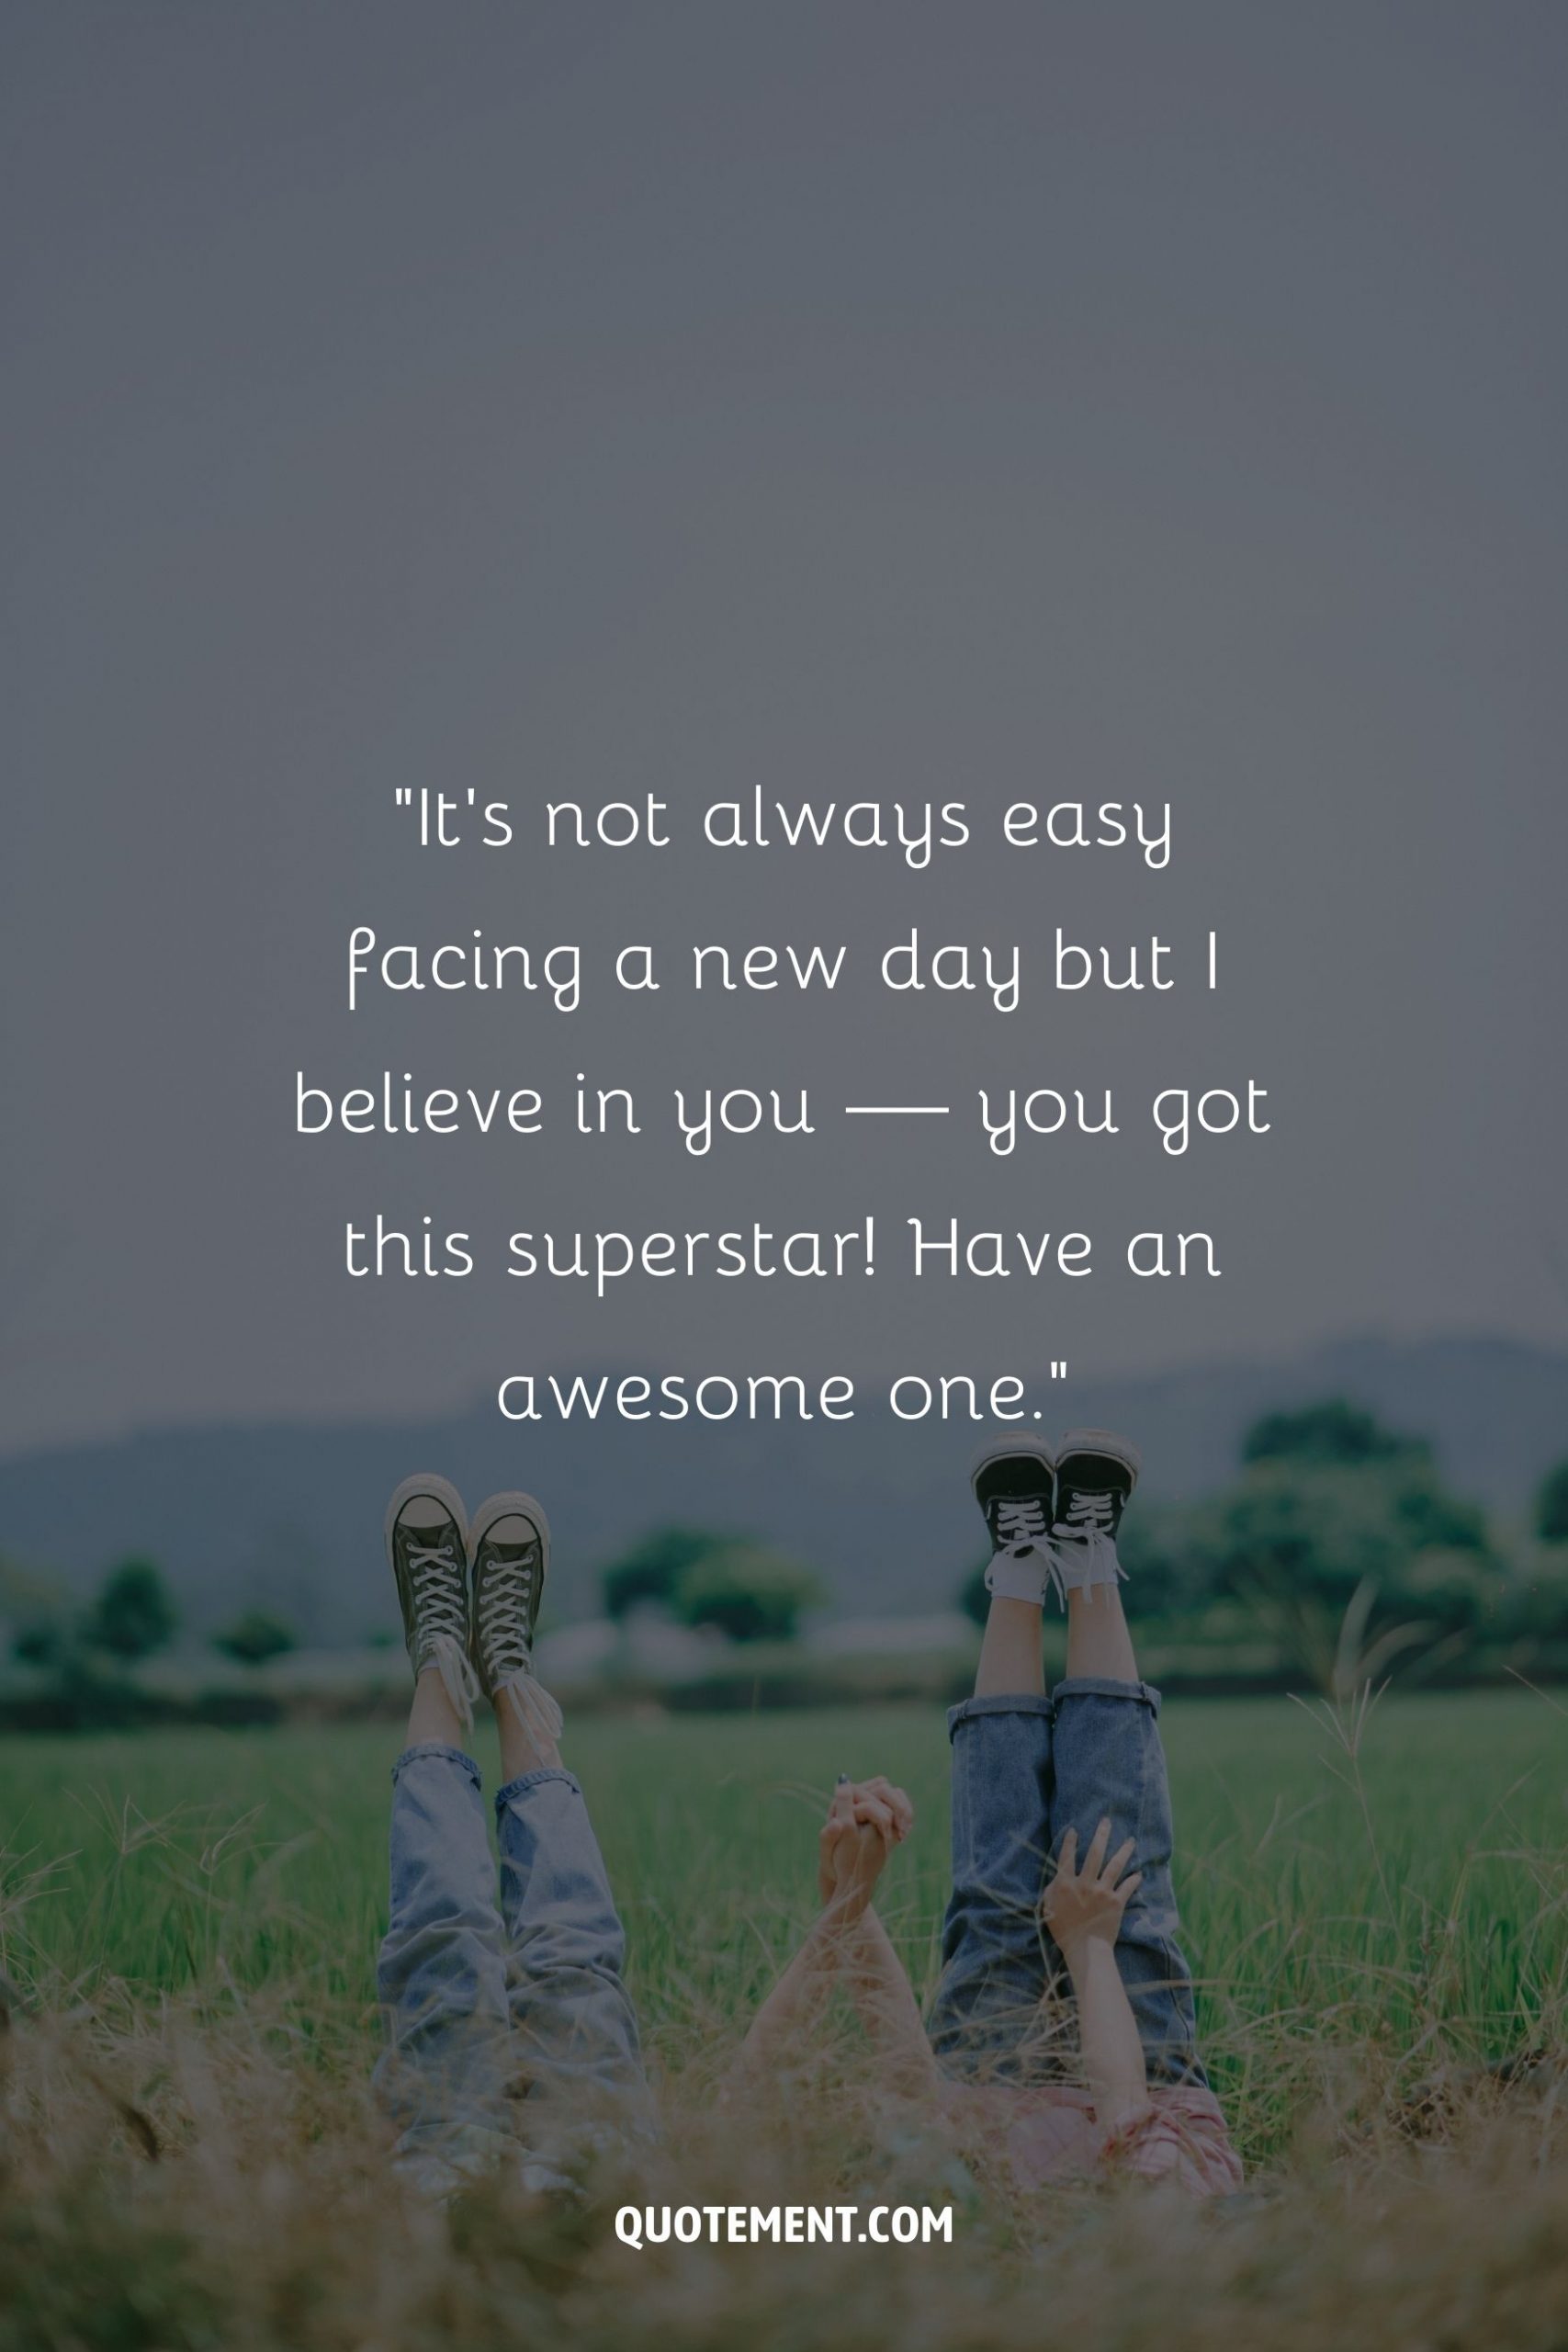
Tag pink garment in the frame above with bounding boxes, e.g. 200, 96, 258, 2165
940, 2078, 1243, 2198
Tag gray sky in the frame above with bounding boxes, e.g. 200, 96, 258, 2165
5, 2, 1566, 1456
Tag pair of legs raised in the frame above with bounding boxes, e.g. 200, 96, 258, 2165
375, 1679, 648, 2194
375, 1477, 647, 2192
929, 1430, 1205, 2090
373, 1435, 1211, 2195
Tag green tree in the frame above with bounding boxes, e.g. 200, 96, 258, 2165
1242, 1397, 1423, 1470
674, 1544, 824, 1643
81, 1558, 178, 1661
1111, 1501, 1217, 1613
1396, 1549, 1495, 1638
2, 1559, 67, 1666
212, 1610, 298, 1666
1391, 1475, 1487, 1555
11, 1616, 67, 1668
1536, 1459, 1568, 1545
603, 1526, 734, 1620
1205, 1443, 1500, 1690
1211, 1460, 1488, 1610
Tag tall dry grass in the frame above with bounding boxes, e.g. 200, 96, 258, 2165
2, 1689, 1567, 2350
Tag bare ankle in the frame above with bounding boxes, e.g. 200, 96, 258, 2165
975, 1594, 1046, 1697
495, 1696, 562, 1781
1062, 1586, 1138, 1685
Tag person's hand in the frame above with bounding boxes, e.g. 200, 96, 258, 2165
818, 1776, 914, 1915
1040, 1817, 1142, 1966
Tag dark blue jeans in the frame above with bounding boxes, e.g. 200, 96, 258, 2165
374, 1744, 649, 2191
927, 1679, 1207, 2088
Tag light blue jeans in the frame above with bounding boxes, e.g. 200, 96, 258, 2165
927, 1679, 1208, 2089
374, 1743, 649, 2189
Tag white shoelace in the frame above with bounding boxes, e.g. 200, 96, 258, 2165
1048, 1491, 1126, 1602
406, 1543, 481, 1724
984, 1492, 1056, 1606
992, 1495, 1051, 1547
475, 1557, 564, 1746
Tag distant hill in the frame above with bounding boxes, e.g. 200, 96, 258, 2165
1, 1336, 1562, 1643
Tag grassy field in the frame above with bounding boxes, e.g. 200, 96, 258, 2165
3, 1689, 1568, 2349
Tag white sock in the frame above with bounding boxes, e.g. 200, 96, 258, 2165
985, 1541, 1054, 1608
1047, 1532, 1127, 1602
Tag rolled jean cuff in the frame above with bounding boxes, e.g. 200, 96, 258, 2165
494, 1767, 581, 1813
946, 1691, 1054, 1739
1051, 1676, 1161, 1715
390, 1742, 482, 1789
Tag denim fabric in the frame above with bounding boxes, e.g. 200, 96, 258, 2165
374, 1744, 648, 2188
927, 1681, 1206, 2089
495, 1766, 647, 2118
1047, 1678, 1205, 2088
927, 1694, 1056, 2082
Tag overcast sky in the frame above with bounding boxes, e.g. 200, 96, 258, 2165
5, 2, 1566, 1457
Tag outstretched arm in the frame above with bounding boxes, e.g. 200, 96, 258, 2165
840, 1905, 941, 2097
730, 1777, 932, 2090
729, 1897, 859, 2082
826, 1780, 940, 2095
1040, 1815, 1148, 2127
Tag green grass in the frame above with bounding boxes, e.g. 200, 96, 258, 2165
4, 1690, 1566, 2160
4, 1691, 1568, 2352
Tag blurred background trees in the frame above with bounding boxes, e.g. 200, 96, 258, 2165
602, 1525, 823, 1643
956, 1396, 1555, 1687
81, 1558, 179, 1661
212, 1610, 299, 1667
6, 1555, 179, 1726
1537, 1457, 1568, 1545
603, 1526, 722, 1622
6, 1406, 1568, 1724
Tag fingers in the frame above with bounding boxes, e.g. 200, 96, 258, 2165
833, 1777, 914, 1844
852, 1777, 914, 1841
851, 1793, 897, 1848
819, 1817, 854, 1868
1055, 1819, 1136, 1885
826, 1794, 863, 1839
1105, 1836, 1137, 1887
821, 1775, 918, 1905
851, 1824, 890, 1877
1118, 1871, 1144, 1904
876, 1781, 914, 1841
1066, 1825, 1128, 1882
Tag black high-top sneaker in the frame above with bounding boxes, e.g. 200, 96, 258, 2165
970, 1430, 1059, 1605
384, 1473, 480, 1726
468, 1490, 563, 1747
1050, 1429, 1142, 1602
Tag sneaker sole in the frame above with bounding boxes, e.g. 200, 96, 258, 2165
468, 1489, 552, 1603
968, 1428, 1056, 1498
383, 1472, 468, 1566
1055, 1428, 1142, 1490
